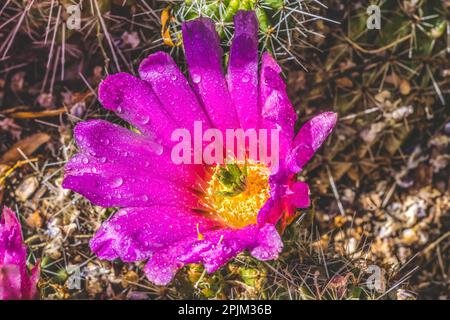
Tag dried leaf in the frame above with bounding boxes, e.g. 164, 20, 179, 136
5, 108, 66, 119
1, 133, 50, 163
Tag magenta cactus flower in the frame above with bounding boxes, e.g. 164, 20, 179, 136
62, 10, 336, 285
0, 207, 39, 300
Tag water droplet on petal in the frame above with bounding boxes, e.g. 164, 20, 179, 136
192, 74, 202, 84
141, 114, 150, 124
154, 144, 163, 156
82, 157, 89, 164
110, 177, 123, 188
116, 106, 123, 113
99, 157, 107, 163
170, 74, 177, 81
242, 74, 250, 83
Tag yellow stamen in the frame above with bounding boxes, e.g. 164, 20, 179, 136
202, 160, 271, 228
196, 223, 204, 240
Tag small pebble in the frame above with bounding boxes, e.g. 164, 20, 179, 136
15, 176, 38, 202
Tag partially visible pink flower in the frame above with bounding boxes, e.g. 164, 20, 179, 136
63, 10, 337, 285
0, 206, 39, 300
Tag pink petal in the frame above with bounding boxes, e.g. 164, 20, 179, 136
257, 196, 279, 225
259, 52, 297, 133
182, 18, 239, 132
283, 181, 310, 211
227, 10, 259, 130
287, 112, 337, 172
0, 207, 38, 300
258, 53, 297, 170
249, 224, 283, 260
143, 223, 282, 285
90, 206, 219, 262
139, 52, 211, 133
69, 120, 201, 185
0, 265, 22, 300
63, 120, 204, 207
0, 207, 25, 268
98, 73, 179, 146
63, 164, 198, 208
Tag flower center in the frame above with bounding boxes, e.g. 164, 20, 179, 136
201, 160, 271, 228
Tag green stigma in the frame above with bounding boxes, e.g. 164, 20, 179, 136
216, 162, 248, 197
